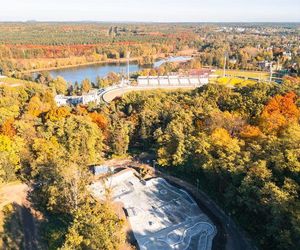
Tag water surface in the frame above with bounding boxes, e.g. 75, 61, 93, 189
47, 56, 191, 84
49, 62, 142, 84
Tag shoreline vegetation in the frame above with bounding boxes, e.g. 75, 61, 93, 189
20, 55, 156, 74
18, 50, 196, 74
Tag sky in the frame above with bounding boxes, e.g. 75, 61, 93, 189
0, 0, 299, 22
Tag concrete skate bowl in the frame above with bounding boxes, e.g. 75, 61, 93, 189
152, 176, 227, 250
140, 222, 215, 250
143, 240, 172, 250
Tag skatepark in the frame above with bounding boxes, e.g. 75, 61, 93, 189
90, 169, 217, 250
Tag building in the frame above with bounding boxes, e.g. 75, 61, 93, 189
55, 95, 83, 106
137, 75, 209, 87
137, 69, 214, 87
89, 165, 112, 176
283, 51, 292, 60
55, 90, 100, 106
82, 90, 99, 104
258, 61, 282, 71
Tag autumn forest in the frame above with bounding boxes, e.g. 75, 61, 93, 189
0, 22, 300, 250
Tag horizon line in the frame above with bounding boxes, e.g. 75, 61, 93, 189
1, 20, 300, 24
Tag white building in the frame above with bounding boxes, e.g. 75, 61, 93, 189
137, 75, 209, 87
82, 90, 99, 105
55, 90, 100, 106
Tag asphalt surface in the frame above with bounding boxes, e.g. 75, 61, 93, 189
101, 85, 197, 103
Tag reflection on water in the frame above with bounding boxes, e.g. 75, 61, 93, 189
48, 62, 143, 84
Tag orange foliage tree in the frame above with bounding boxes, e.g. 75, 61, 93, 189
89, 112, 108, 131
240, 125, 263, 138
45, 107, 71, 121
0, 118, 16, 138
260, 92, 300, 133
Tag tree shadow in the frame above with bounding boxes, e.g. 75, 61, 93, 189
1, 202, 42, 250
1, 202, 24, 250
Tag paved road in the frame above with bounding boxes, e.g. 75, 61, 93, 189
101, 85, 197, 103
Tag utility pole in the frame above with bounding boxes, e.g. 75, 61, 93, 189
127, 51, 130, 84
269, 62, 273, 83
223, 52, 227, 77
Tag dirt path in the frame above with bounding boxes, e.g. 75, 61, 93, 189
0, 183, 28, 214
0, 183, 38, 250
21, 206, 38, 250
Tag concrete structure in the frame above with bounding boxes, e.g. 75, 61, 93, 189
55, 71, 213, 106
90, 169, 217, 250
137, 75, 209, 87
89, 165, 112, 176
55, 90, 100, 106
154, 56, 192, 68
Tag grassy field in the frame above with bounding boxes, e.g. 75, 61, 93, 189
0, 77, 36, 86
210, 76, 257, 87
215, 69, 270, 80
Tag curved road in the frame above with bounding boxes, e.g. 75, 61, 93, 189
101, 85, 197, 103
